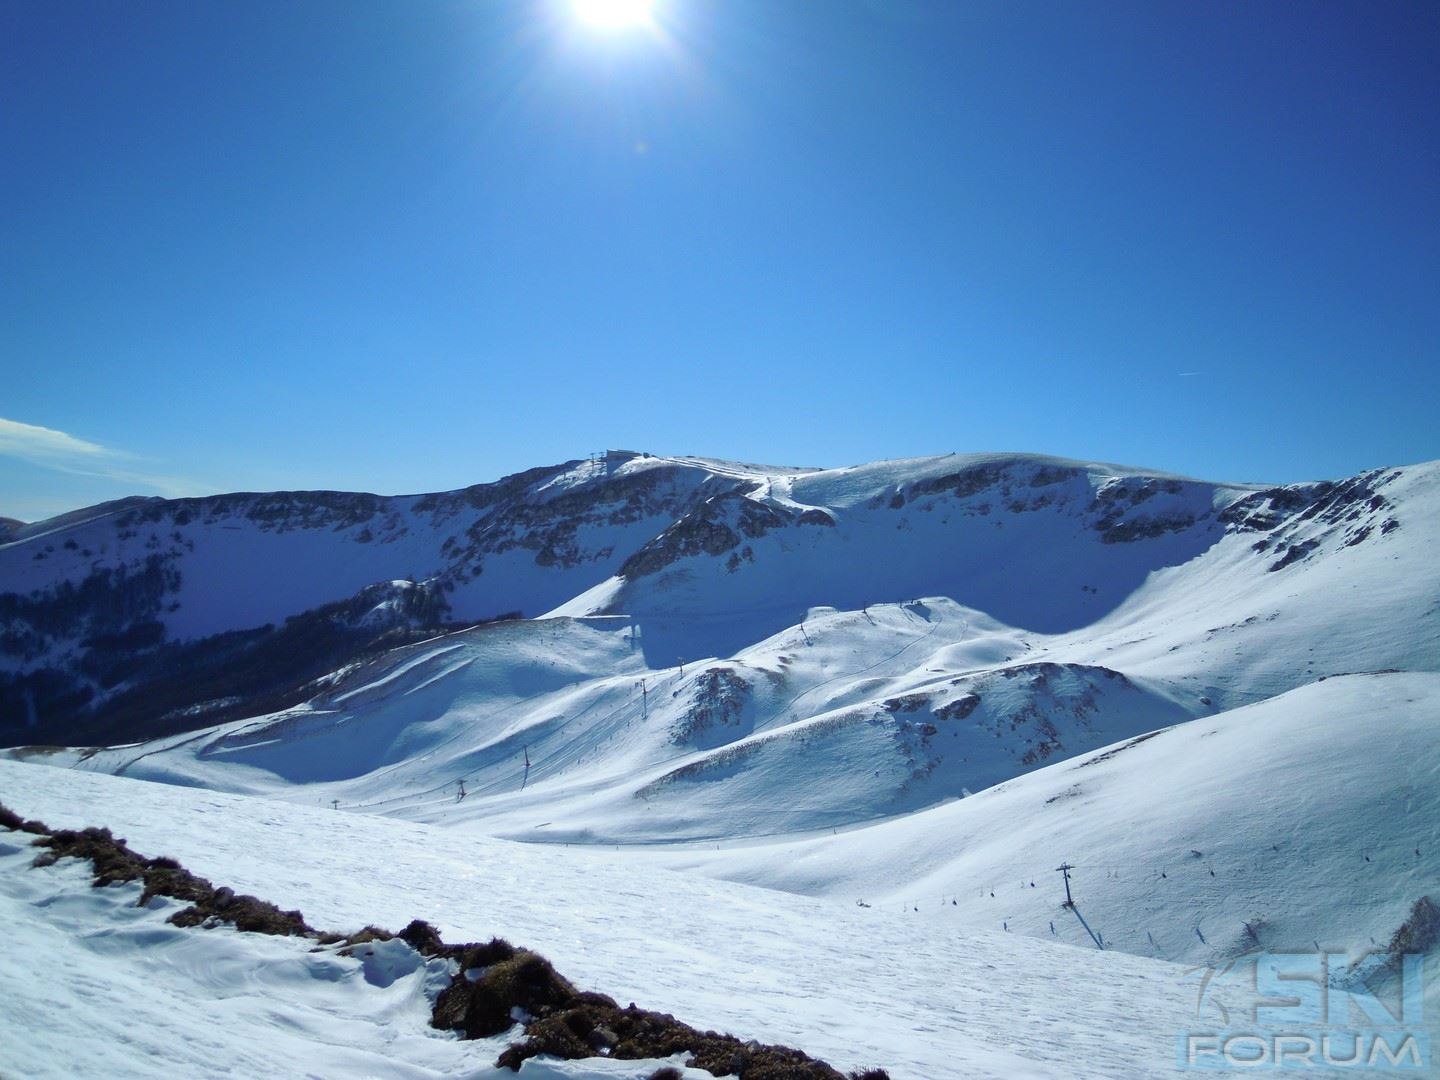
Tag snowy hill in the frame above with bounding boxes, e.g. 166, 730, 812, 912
3, 451, 1433, 749
4, 455, 1437, 861
0, 452, 721, 743
641, 672, 1440, 968
11, 455, 1433, 842
3, 450, 1438, 1076
0, 758, 1241, 1080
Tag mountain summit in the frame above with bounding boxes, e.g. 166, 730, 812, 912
2, 450, 1433, 751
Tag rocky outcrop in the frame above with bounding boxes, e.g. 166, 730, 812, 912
620, 486, 791, 580
2, 804, 890, 1080
1221, 469, 1403, 570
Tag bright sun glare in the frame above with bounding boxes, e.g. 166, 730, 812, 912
572, 0, 655, 29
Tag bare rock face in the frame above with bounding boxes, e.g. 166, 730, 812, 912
620, 485, 792, 581
671, 666, 753, 748
1218, 469, 1404, 571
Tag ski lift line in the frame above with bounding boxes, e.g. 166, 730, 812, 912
355, 664, 658, 810
325, 615, 695, 798
354, 597, 951, 803
500, 671, 678, 785
348, 698, 619, 810
493, 607, 941, 795
768, 609, 956, 731
341, 666, 641, 806
518, 665, 699, 786
360, 610, 743, 806
354, 608, 964, 815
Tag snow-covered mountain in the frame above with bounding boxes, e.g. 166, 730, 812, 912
0, 451, 715, 743
4, 450, 1438, 1077
5, 451, 1436, 854
2, 450, 1431, 749
646, 671, 1440, 964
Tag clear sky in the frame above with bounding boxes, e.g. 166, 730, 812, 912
3, 0, 1437, 522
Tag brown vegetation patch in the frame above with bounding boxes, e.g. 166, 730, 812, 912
2, 802, 890, 1079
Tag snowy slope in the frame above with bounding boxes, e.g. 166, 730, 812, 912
0, 838, 516, 1080
0, 453, 701, 642
4, 452, 1432, 749
634, 672, 1440, 967
16, 601, 1203, 838
20, 457, 1434, 849
52, 669, 1436, 971
0, 759, 1234, 1080
0, 452, 727, 742
3, 452, 1437, 1077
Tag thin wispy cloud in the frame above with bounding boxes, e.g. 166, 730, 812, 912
0, 417, 211, 500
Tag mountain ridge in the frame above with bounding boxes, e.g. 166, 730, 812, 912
3, 448, 1436, 982
1, 450, 1431, 746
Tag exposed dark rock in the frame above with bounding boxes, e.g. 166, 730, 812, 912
934, 694, 981, 721
434, 949, 577, 1038
121, 490, 386, 533
0, 803, 46, 833
1, 804, 888, 1080
1076, 729, 1163, 768
621, 487, 790, 580
1028, 465, 1077, 488
1221, 472, 1397, 546
1097, 514, 1196, 544
497, 997, 881, 1078
881, 694, 928, 714
1269, 539, 1320, 572
672, 667, 752, 746
1386, 896, 1439, 966
907, 463, 1011, 503
797, 509, 836, 527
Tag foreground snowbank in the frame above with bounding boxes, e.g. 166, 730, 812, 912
1, 834, 706, 1079
2, 758, 1204, 1079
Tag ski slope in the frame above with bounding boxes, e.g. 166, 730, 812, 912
635, 673, 1440, 967
22, 455, 1435, 855
4, 451, 1433, 747
3, 451, 1437, 1077
0, 759, 1235, 1080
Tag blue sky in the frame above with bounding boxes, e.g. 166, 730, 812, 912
3, 0, 1437, 521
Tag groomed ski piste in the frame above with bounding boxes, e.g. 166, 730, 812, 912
3, 452, 1438, 1077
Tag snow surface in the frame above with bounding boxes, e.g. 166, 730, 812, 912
635, 673, 1440, 966
1, 759, 1233, 1080
0, 840, 707, 1080
4, 451, 1438, 1077
24, 454, 1434, 866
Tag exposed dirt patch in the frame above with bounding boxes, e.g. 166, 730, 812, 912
2, 803, 889, 1080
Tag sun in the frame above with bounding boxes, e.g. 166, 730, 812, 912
572, 0, 655, 29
